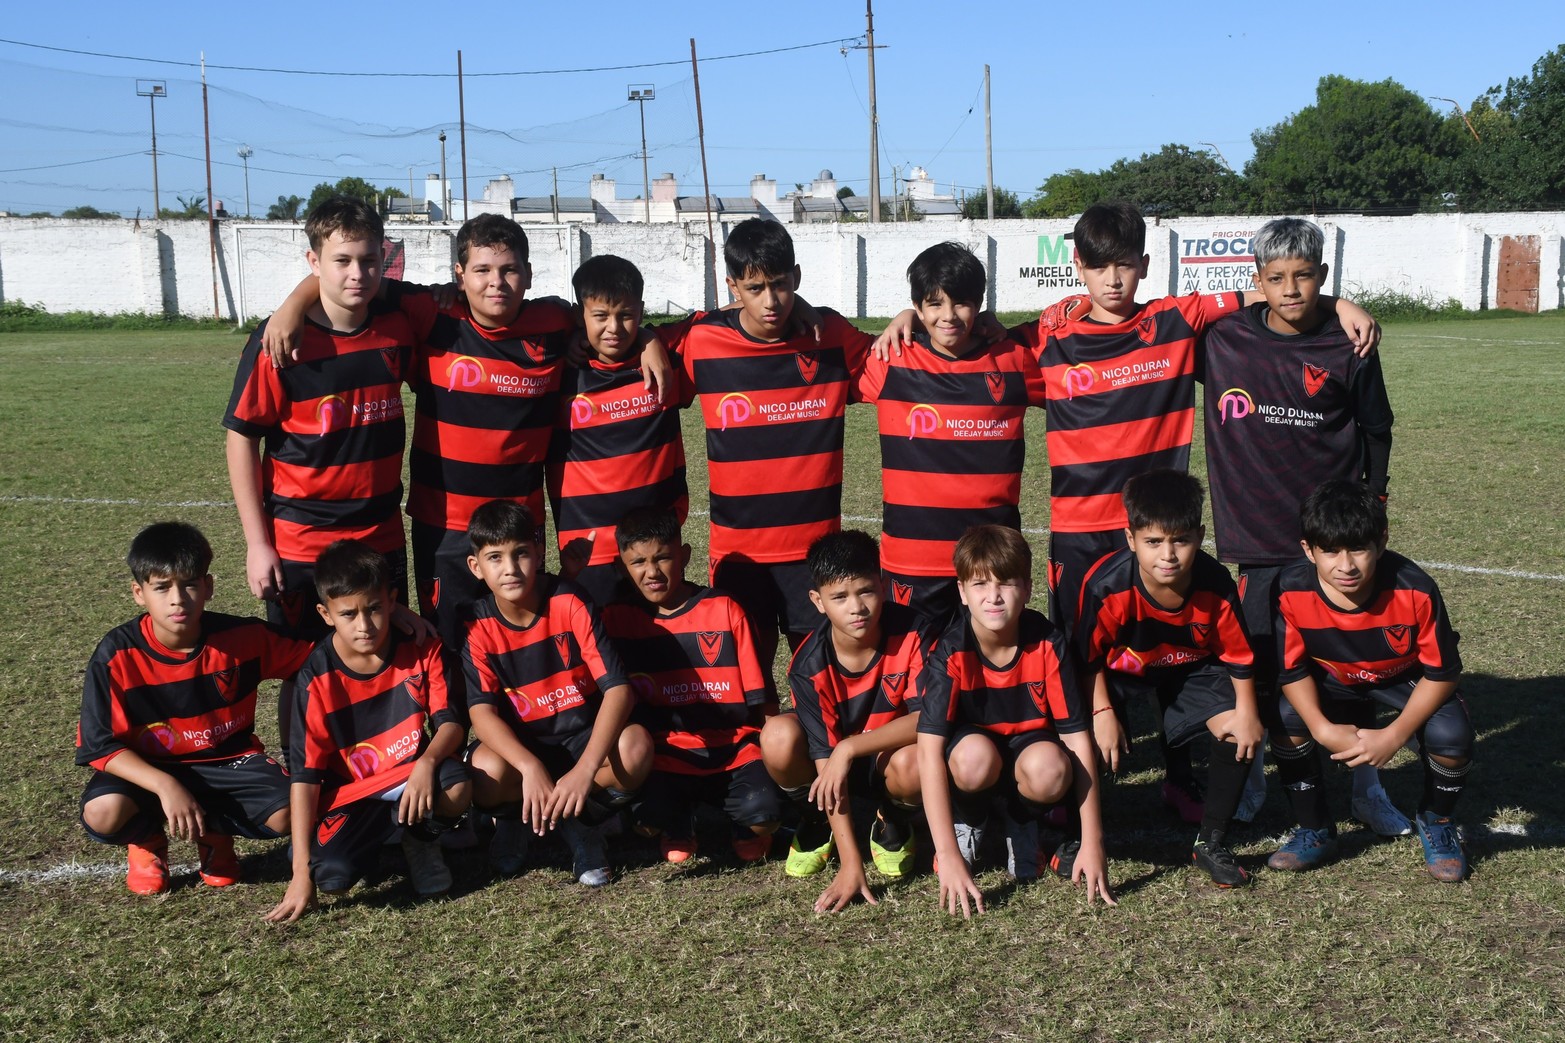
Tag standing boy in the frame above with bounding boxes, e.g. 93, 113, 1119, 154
918, 526, 1114, 916
266, 540, 471, 922
760, 530, 930, 913
1267, 480, 1473, 882
1077, 471, 1264, 887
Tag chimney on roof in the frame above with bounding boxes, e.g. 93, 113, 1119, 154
589, 173, 616, 205
750, 173, 777, 206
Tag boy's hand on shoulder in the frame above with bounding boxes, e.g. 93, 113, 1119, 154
1337, 298, 1380, 357
815, 863, 877, 914
264, 876, 317, 924
975, 310, 1007, 346
1040, 294, 1091, 332
429, 281, 461, 310
871, 309, 919, 361
564, 329, 592, 370
638, 331, 672, 403
154, 778, 207, 841
936, 858, 986, 918
398, 759, 438, 825
261, 313, 307, 369
391, 604, 437, 644
246, 543, 285, 602
559, 532, 595, 581
1069, 838, 1117, 906
787, 295, 824, 345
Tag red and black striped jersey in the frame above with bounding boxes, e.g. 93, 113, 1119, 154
394, 289, 575, 533
917, 609, 1085, 739
663, 309, 872, 567
787, 602, 932, 760
1014, 292, 1242, 533
460, 576, 627, 746
855, 333, 1046, 577
1201, 304, 1395, 564
288, 632, 460, 811
1275, 551, 1461, 694
602, 587, 769, 776
222, 304, 414, 562
76, 612, 314, 771
546, 353, 690, 568
1078, 548, 1255, 679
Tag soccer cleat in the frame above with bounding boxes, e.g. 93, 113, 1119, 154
560, 819, 612, 887
1001, 812, 1040, 882
784, 833, 834, 878
868, 821, 915, 879
1049, 838, 1081, 880
1162, 778, 1206, 825
488, 818, 531, 876
196, 833, 241, 888
1233, 754, 1268, 824
1352, 781, 1413, 838
731, 832, 772, 863
1415, 812, 1467, 883
126, 833, 170, 895
1267, 827, 1339, 871
1192, 834, 1251, 888
660, 835, 699, 864
401, 832, 453, 897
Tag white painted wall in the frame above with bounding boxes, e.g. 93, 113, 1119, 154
3, 212, 1563, 320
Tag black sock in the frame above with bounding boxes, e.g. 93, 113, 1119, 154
874, 799, 916, 849
1421, 756, 1470, 818
794, 804, 832, 849
1199, 740, 1249, 836
952, 787, 991, 829
1162, 731, 1196, 788
1272, 737, 1332, 833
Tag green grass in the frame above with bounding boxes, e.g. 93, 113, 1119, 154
2, 315, 1564, 1041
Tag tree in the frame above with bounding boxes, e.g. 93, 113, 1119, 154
157, 194, 207, 219
1023, 169, 1103, 218
266, 194, 304, 221
1095, 144, 1243, 216
961, 187, 1022, 219
304, 176, 383, 216
836, 185, 856, 199
60, 205, 119, 219
1244, 75, 1450, 212
1442, 45, 1565, 210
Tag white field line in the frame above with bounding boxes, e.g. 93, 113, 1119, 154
4, 498, 1562, 584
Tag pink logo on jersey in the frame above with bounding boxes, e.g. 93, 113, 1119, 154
906, 404, 940, 438
506, 687, 535, 719
716, 393, 752, 431
1217, 388, 1254, 425
571, 395, 595, 425
346, 742, 381, 780
629, 673, 657, 703
316, 396, 347, 434
446, 356, 484, 390
1063, 364, 1094, 399
138, 722, 176, 755
1108, 646, 1146, 676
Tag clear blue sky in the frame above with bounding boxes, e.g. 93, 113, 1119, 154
2, 1, 1559, 217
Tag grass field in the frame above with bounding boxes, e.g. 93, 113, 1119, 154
1, 314, 1563, 1041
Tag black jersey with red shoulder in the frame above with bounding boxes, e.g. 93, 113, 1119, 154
546, 354, 690, 568
787, 601, 931, 760
289, 631, 459, 811
76, 612, 314, 771
1275, 551, 1461, 694
222, 303, 414, 561
602, 586, 769, 776
917, 609, 1085, 738
1014, 292, 1242, 533
1078, 548, 1255, 679
664, 309, 872, 567
856, 333, 1046, 577
394, 289, 575, 533
460, 575, 627, 746
1202, 304, 1394, 564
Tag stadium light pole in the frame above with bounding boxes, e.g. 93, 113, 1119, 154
629, 86, 655, 223
136, 80, 166, 218
1431, 97, 1481, 143
236, 145, 253, 219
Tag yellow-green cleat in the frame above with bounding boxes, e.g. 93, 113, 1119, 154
784, 833, 834, 878
870, 826, 916, 879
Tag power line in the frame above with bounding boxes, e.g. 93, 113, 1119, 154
0, 150, 149, 174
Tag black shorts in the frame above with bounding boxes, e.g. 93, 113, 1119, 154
1047, 529, 1123, 633
79, 752, 290, 843
1236, 563, 1288, 689
1105, 659, 1240, 748
311, 757, 469, 892
1274, 677, 1475, 760
712, 557, 818, 685
942, 723, 1060, 767
271, 549, 409, 642
411, 521, 486, 650
634, 759, 783, 834
465, 726, 593, 785
883, 570, 960, 631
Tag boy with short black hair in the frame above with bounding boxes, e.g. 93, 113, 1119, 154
546, 254, 689, 607
856, 242, 1045, 623
267, 540, 470, 922
601, 506, 782, 864
658, 218, 875, 675
760, 530, 929, 913
77, 522, 314, 895
1201, 216, 1401, 832
1267, 480, 1473, 881
918, 525, 1113, 916
460, 499, 650, 887
1077, 470, 1264, 887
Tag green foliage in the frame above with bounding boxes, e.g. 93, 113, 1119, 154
1244, 75, 1450, 212
265, 194, 304, 221
304, 176, 389, 216
157, 194, 208, 220
1098, 144, 1244, 217
836, 184, 856, 199
0, 300, 238, 332
59, 205, 119, 220
1025, 168, 1102, 218
961, 186, 1022, 219
1443, 45, 1565, 210
1346, 288, 1466, 321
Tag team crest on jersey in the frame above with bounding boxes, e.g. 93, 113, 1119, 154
404, 671, 426, 699
697, 632, 724, 666
984, 371, 1007, 404
379, 346, 405, 380
1189, 622, 1210, 645
1026, 681, 1046, 707
1382, 625, 1414, 657
1302, 363, 1330, 398
1047, 560, 1064, 592
1135, 315, 1157, 345
211, 667, 240, 702
881, 672, 907, 700
422, 578, 441, 611
553, 634, 574, 668
1237, 573, 1249, 601
796, 351, 820, 385
278, 590, 307, 629
316, 812, 349, 847
521, 337, 547, 365
890, 581, 913, 606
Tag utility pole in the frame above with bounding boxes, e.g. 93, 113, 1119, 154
851, 2, 885, 223
629, 85, 655, 223
136, 80, 166, 218
458, 51, 469, 222
438, 131, 449, 221
1198, 141, 1234, 172
237, 145, 253, 219
1431, 97, 1481, 143
984, 65, 994, 220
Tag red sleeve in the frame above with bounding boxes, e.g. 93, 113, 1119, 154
729, 599, 772, 710
76, 643, 125, 771
389, 281, 440, 343
655, 316, 697, 371
826, 312, 873, 380
855, 352, 888, 405
569, 592, 629, 693
222, 330, 286, 438
289, 665, 332, 783
1209, 595, 1256, 678
421, 642, 460, 731
261, 627, 315, 681
1174, 291, 1245, 333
